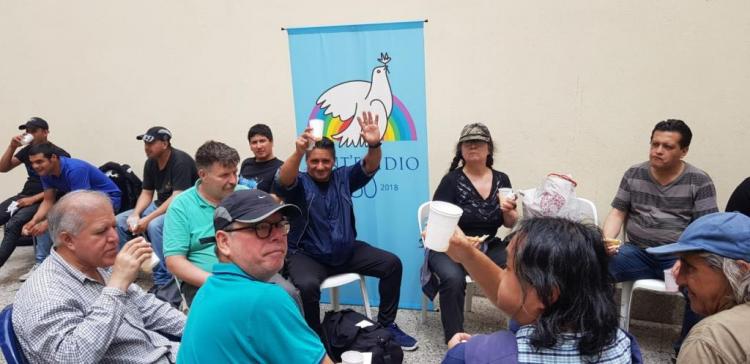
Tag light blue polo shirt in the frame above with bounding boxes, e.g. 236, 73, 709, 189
177, 263, 326, 364
162, 180, 247, 272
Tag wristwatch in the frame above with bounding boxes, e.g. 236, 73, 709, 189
368, 141, 382, 149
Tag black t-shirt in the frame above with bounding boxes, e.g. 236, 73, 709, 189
239, 157, 283, 193
726, 177, 750, 217
14, 143, 71, 196
142, 147, 198, 207
432, 168, 512, 238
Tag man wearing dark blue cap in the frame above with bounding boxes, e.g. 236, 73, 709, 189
0, 117, 69, 280
647, 212, 750, 364
178, 189, 330, 364
115, 126, 198, 307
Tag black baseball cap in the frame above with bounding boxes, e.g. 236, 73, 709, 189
214, 189, 301, 232
18, 117, 49, 131
136, 126, 172, 143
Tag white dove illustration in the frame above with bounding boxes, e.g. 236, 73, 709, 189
316, 53, 393, 147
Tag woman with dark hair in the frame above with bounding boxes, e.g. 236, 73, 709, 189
442, 217, 636, 363
423, 122, 519, 343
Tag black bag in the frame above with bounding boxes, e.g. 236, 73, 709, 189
99, 162, 142, 214
321, 309, 403, 364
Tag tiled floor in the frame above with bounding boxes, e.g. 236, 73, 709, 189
0, 245, 677, 363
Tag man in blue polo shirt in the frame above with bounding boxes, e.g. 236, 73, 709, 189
21, 142, 121, 250
178, 189, 330, 364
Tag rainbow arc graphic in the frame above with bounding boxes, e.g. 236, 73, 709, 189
308, 96, 417, 142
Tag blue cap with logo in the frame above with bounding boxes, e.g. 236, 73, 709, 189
647, 212, 750, 261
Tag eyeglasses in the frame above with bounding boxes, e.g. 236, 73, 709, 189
224, 219, 290, 239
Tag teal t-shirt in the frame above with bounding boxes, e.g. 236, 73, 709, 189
162, 180, 247, 272
177, 263, 326, 364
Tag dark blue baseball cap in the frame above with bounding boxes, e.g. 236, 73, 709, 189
647, 212, 750, 261
213, 189, 300, 232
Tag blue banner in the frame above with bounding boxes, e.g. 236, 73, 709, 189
287, 21, 428, 309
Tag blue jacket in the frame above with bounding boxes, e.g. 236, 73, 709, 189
275, 161, 375, 266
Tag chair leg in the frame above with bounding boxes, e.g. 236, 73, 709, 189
619, 281, 635, 331
465, 283, 473, 313
331, 286, 340, 312
358, 275, 372, 320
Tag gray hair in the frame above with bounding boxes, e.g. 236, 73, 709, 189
47, 190, 112, 247
700, 252, 750, 306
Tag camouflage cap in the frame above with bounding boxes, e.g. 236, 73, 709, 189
458, 123, 492, 143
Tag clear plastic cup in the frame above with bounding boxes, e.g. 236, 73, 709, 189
308, 119, 324, 150
21, 134, 33, 146
664, 268, 679, 292
498, 188, 515, 202
341, 351, 363, 364
424, 201, 463, 252
141, 253, 160, 274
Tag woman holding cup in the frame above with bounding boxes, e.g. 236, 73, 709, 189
423, 122, 518, 344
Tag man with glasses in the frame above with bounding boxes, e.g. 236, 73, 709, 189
115, 126, 198, 307
178, 189, 329, 363
163, 141, 299, 307
0, 117, 69, 280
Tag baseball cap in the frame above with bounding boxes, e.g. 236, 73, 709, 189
458, 123, 492, 143
136, 126, 172, 143
18, 117, 49, 131
213, 189, 301, 232
647, 212, 750, 261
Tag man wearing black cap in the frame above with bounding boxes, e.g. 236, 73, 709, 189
0, 117, 69, 280
646, 212, 750, 363
178, 189, 327, 363
114, 126, 198, 306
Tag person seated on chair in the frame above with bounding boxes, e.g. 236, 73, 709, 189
163, 141, 300, 307
645, 212, 750, 364
422, 122, 518, 344
0, 117, 69, 280
602, 119, 718, 356
442, 217, 637, 364
178, 189, 331, 363
239, 123, 283, 192
725, 176, 750, 217
275, 111, 418, 351
115, 126, 198, 307
12, 190, 185, 363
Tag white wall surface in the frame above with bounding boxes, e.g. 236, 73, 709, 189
1, 0, 748, 220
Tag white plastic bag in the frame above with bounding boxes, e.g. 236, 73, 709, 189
521, 173, 590, 222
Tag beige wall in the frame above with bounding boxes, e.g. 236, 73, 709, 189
1, 1, 748, 221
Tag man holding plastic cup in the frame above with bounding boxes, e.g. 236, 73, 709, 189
645, 212, 750, 364
275, 111, 418, 350
0, 117, 69, 280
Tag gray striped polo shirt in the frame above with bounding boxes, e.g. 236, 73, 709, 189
612, 161, 718, 249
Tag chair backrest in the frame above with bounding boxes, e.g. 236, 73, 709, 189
0, 305, 29, 364
576, 197, 599, 226
417, 201, 430, 236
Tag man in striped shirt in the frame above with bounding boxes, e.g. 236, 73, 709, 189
602, 119, 718, 357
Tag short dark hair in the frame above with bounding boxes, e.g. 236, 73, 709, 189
248, 124, 273, 142
307, 137, 336, 160
195, 140, 240, 170
651, 119, 692, 149
28, 142, 58, 159
511, 217, 619, 357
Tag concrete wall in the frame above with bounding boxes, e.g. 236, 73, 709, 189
2, 0, 749, 217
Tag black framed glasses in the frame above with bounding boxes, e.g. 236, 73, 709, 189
224, 219, 290, 239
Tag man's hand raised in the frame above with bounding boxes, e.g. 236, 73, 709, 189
107, 237, 152, 293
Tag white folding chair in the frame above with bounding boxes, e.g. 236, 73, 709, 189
618, 279, 682, 331
321, 273, 372, 320
575, 197, 598, 225
418, 201, 476, 323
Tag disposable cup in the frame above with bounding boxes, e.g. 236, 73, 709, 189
341, 351, 363, 364
498, 188, 515, 203
141, 253, 160, 274
308, 119, 324, 150
21, 134, 33, 146
424, 201, 463, 252
663, 268, 679, 292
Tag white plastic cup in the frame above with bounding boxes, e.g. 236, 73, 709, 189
341, 351, 363, 364
308, 119, 324, 150
20, 134, 33, 145
498, 188, 515, 202
664, 268, 679, 292
424, 201, 463, 252
127, 216, 139, 232
141, 253, 160, 274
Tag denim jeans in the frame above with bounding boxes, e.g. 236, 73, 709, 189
115, 203, 172, 286
609, 242, 702, 354
34, 232, 53, 264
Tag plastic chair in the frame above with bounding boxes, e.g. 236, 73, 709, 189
619, 279, 682, 331
0, 305, 29, 364
576, 197, 598, 225
417, 201, 477, 323
321, 273, 372, 320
